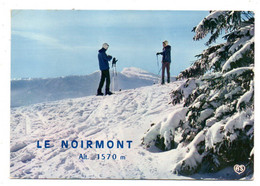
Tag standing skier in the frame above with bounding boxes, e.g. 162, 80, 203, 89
97, 43, 113, 96
156, 40, 171, 84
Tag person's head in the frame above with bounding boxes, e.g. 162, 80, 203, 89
102, 43, 109, 50
162, 40, 168, 47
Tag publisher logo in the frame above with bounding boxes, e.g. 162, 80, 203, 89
234, 164, 246, 175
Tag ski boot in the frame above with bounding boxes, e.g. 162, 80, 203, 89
97, 89, 104, 96
167, 77, 170, 83
161, 78, 165, 85
105, 88, 113, 95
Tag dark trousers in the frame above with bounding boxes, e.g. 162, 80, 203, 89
162, 62, 170, 81
98, 69, 110, 91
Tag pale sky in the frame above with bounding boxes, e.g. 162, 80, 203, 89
11, 10, 210, 78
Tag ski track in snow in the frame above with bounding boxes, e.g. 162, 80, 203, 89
10, 81, 190, 179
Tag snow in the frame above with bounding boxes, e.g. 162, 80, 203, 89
11, 79, 190, 179
121, 67, 158, 80
181, 79, 197, 98
206, 109, 252, 151
250, 148, 254, 157
205, 117, 217, 127
197, 108, 214, 123
202, 72, 221, 80
205, 122, 225, 150
222, 37, 254, 72
229, 36, 250, 54
215, 105, 230, 118
237, 81, 254, 109
223, 67, 253, 78
209, 89, 221, 102
194, 11, 227, 40
228, 24, 254, 54
142, 107, 188, 150
173, 130, 205, 175
224, 109, 252, 134
10, 142, 27, 152
191, 94, 206, 109
224, 87, 242, 100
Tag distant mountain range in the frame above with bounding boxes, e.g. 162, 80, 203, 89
11, 67, 174, 107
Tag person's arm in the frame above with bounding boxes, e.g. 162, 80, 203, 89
102, 52, 112, 61
157, 48, 166, 56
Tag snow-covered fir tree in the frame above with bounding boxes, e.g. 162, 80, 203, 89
142, 11, 254, 176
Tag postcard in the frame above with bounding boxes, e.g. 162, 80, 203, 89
10, 10, 254, 180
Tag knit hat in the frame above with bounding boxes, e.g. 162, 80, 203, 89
102, 43, 109, 49
163, 40, 168, 46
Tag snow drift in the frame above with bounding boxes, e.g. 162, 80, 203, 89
11, 81, 187, 179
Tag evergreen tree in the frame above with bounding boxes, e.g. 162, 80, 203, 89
142, 11, 254, 176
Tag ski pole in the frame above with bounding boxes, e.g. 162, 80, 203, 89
156, 55, 159, 72
157, 66, 162, 75
115, 66, 117, 91
114, 66, 116, 91
157, 55, 163, 84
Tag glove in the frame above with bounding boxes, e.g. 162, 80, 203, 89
112, 57, 118, 64
156, 52, 161, 55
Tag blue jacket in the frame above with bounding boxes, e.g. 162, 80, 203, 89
159, 45, 171, 63
98, 48, 112, 70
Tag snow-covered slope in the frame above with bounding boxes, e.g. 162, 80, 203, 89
11, 67, 169, 107
10, 82, 184, 179
10, 81, 243, 179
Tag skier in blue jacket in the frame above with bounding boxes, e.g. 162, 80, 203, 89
156, 40, 171, 84
97, 43, 113, 96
